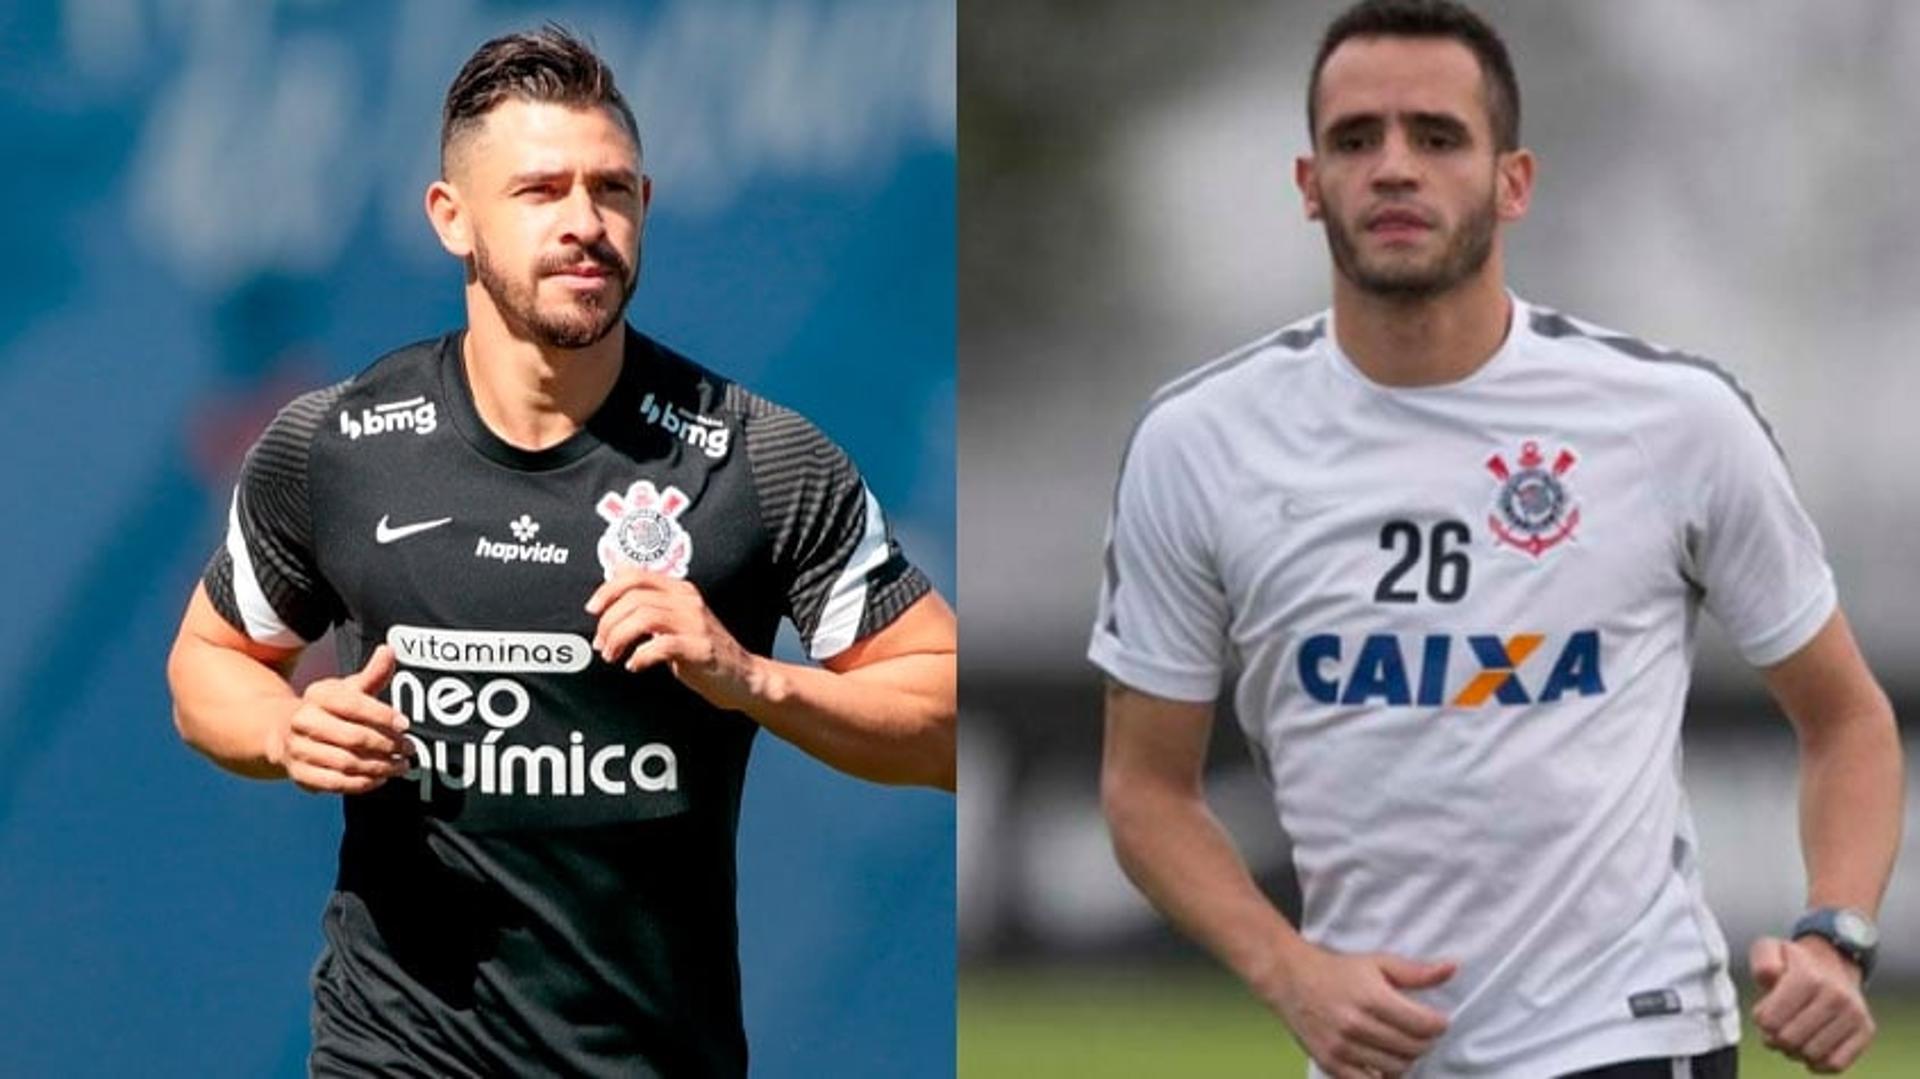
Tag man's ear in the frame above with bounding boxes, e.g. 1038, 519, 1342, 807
1295, 155, 1323, 221
1496, 147, 1536, 223
425, 179, 473, 259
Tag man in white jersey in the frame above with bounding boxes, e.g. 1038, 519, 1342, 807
1091, 2, 1903, 1076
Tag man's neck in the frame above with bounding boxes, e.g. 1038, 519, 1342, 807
1331, 269, 1513, 388
462, 296, 626, 451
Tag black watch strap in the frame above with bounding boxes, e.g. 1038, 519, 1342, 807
1790, 907, 1879, 982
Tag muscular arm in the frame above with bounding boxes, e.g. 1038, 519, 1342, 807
1100, 681, 1301, 996
749, 591, 955, 790
1747, 609, 1903, 1072
166, 582, 304, 779
589, 576, 955, 790
1101, 681, 1452, 1077
168, 582, 407, 793
1762, 610, 1903, 917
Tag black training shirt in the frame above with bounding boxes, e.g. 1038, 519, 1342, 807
203, 326, 929, 1077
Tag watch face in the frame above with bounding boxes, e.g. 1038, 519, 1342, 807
1836, 909, 1880, 949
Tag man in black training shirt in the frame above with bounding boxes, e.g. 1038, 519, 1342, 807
166, 27, 956, 1078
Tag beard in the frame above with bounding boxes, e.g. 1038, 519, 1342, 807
472, 232, 640, 350
1324, 189, 1496, 301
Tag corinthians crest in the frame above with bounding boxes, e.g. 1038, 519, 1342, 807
596, 479, 694, 580
1485, 440, 1580, 558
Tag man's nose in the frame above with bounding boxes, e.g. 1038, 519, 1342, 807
558, 184, 607, 246
1370, 131, 1421, 192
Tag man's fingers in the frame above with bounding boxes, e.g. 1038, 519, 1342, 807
1800, 1010, 1861, 1071
1356, 999, 1443, 1057
295, 710, 409, 758
625, 633, 686, 672
598, 606, 672, 665
590, 588, 649, 639
289, 765, 389, 795
592, 591, 675, 653
286, 748, 399, 792
1750, 936, 1788, 991
1825, 1025, 1876, 1073
293, 742, 405, 780
1377, 955, 1456, 992
349, 644, 396, 695
1364, 964, 1450, 1041
1367, 990, 1449, 1043
1753, 969, 1818, 1034
1770, 993, 1842, 1054
305, 687, 409, 737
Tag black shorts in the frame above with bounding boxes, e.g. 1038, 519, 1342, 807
1562, 1044, 1737, 1078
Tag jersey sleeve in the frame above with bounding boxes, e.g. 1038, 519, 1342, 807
1679, 377, 1836, 667
201, 385, 348, 647
743, 405, 931, 661
1088, 404, 1231, 702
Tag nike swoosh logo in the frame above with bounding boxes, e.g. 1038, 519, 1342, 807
375, 515, 454, 544
1280, 497, 1335, 521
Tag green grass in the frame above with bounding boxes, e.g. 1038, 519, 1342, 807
960, 967, 1920, 1078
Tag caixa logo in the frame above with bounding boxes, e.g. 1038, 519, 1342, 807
1297, 630, 1605, 707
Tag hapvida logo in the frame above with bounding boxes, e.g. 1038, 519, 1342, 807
1298, 630, 1604, 707
474, 514, 570, 565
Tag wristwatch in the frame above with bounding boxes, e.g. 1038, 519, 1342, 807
1790, 907, 1879, 982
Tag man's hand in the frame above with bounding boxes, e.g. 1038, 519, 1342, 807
1265, 943, 1454, 1078
266, 645, 410, 794
1751, 936, 1875, 1073
586, 570, 760, 711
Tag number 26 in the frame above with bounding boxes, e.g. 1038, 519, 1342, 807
1374, 519, 1471, 603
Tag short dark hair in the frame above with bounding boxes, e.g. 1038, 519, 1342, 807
1308, 0, 1520, 152
440, 24, 642, 176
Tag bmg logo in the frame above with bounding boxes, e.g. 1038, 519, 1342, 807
341, 396, 438, 440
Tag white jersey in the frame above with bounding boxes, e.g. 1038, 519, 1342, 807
1089, 296, 1835, 1078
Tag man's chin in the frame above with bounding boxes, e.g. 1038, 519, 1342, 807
1349, 266, 1453, 299
530, 302, 626, 349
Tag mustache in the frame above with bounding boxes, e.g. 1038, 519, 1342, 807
536, 240, 630, 279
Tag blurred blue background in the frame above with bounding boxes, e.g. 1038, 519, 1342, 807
0, 1, 954, 1075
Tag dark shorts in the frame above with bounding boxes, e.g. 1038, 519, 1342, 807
1562, 1044, 1737, 1078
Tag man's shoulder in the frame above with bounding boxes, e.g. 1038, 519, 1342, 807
1521, 300, 1779, 447
235, 334, 453, 481
1524, 302, 1753, 401
626, 329, 736, 414
624, 331, 857, 477
336, 332, 455, 402
269, 333, 452, 450
625, 329, 809, 428
1137, 314, 1329, 430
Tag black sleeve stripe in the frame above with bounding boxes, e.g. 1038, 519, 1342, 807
740, 398, 929, 656
748, 408, 860, 638
856, 559, 931, 644
203, 545, 243, 629
1529, 306, 1785, 459
202, 382, 349, 643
